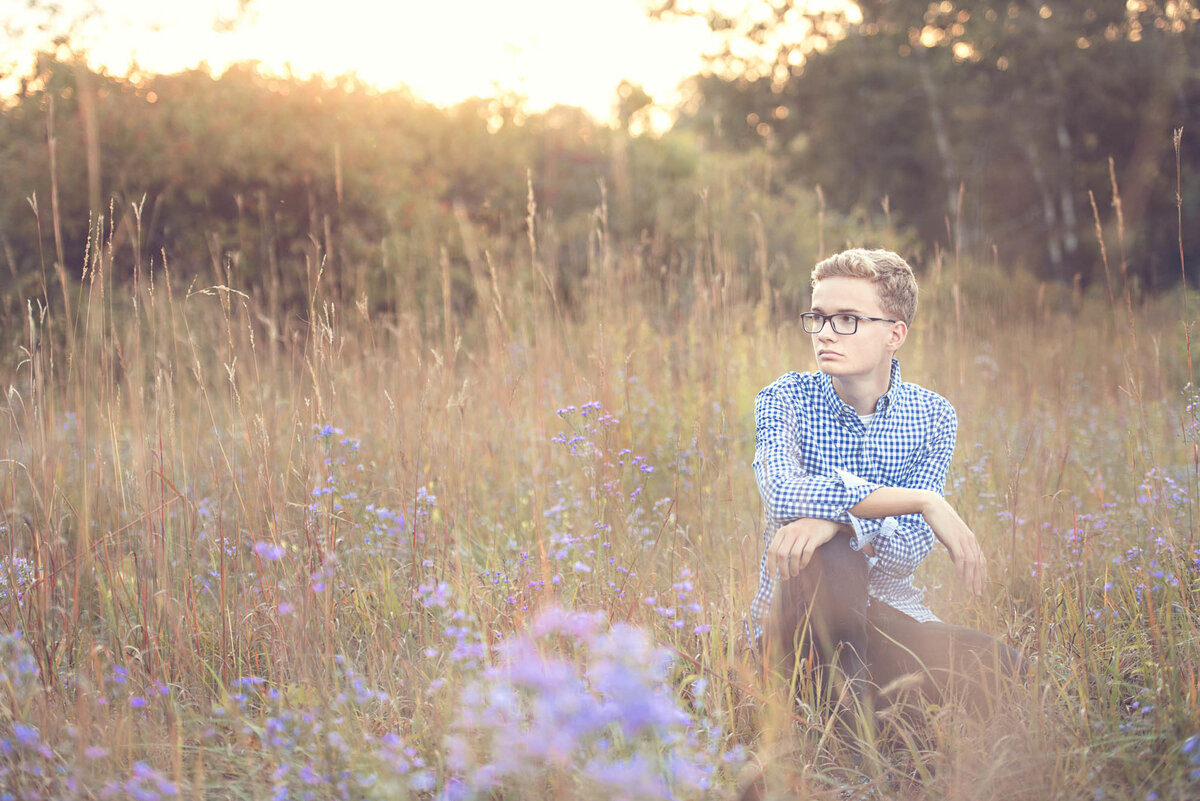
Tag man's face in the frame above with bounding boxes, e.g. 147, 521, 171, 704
808, 276, 903, 379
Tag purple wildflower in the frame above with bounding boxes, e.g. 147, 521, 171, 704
254, 542, 286, 561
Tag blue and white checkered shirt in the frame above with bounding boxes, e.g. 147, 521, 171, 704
748, 359, 955, 642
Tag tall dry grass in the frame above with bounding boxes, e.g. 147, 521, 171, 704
1, 175, 1198, 800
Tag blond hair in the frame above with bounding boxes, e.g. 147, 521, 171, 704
811, 249, 918, 324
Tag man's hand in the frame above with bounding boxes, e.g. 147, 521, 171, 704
768, 517, 846, 579
921, 496, 987, 597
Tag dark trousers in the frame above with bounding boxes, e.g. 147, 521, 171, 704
766, 531, 1025, 742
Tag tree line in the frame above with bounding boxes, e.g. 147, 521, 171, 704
657, 0, 1200, 290
0, 55, 868, 319
1, 0, 1196, 319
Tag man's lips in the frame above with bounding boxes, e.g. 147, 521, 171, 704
817, 350, 842, 358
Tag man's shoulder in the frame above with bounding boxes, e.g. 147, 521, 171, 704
894, 379, 956, 422
756, 370, 824, 399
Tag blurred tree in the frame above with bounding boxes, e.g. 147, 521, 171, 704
0, 56, 716, 316
653, 0, 1200, 287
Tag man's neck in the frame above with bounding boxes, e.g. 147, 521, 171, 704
830, 361, 893, 415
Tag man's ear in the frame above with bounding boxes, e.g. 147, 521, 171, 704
887, 321, 908, 352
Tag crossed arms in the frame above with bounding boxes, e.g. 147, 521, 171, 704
753, 387, 987, 596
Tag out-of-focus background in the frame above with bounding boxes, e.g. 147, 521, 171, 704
2, 0, 1196, 310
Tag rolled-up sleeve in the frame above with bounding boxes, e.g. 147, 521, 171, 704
752, 387, 879, 526
867, 402, 957, 578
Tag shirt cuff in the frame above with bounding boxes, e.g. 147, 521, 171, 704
833, 467, 869, 489
845, 513, 899, 552
832, 467, 876, 510
831, 467, 882, 551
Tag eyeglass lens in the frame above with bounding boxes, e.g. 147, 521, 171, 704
802, 313, 857, 334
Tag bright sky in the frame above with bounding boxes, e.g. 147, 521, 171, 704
4, 0, 720, 125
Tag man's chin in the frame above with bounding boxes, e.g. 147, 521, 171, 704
816, 360, 848, 375
817, 363, 868, 381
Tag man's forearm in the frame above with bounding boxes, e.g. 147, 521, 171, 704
848, 486, 942, 520
851, 486, 987, 595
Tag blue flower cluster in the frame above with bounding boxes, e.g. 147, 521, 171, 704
0, 632, 62, 799
416, 580, 487, 672
553, 402, 643, 483
98, 761, 180, 800
215, 666, 428, 800
0, 630, 39, 698
645, 568, 710, 636
0, 556, 37, 606
1183, 734, 1200, 782
308, 424, 365, 517
442, 606, 738, 800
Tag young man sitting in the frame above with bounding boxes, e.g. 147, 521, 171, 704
748, 249, 1024, 751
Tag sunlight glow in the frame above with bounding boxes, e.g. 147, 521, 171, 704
4, 0, 717, 125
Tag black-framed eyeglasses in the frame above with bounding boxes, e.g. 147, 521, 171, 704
801, 312, 898, 335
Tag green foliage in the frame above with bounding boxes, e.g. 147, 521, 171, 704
666, 0, 1200, 288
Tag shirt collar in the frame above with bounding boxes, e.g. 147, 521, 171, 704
880, 358, 903, 413
819, 358, 904, 418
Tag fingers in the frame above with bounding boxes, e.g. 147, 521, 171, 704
797, 535, 820, 573
971, 536, 987, 596
768, 528, 796, 580
768, 521, 824, 580
790, 547, 806, 578
777, 541, 796, 579
941, 523, 987, 598
956, 536, 987, 597
781, 532, 811, 579
965, 555, 981, 597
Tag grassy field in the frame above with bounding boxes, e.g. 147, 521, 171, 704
1, 204, 1198, 801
